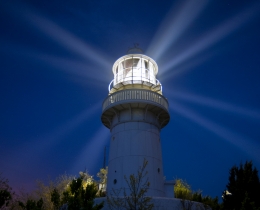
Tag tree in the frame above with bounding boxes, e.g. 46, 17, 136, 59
97, 167, 108, 197
51, 188, 60, 210
18, 198, 44, 210
107, 159, 154, 210
0, 173, 13, 209
222, 161, 260, 210
50, 173, 103, 210
174, 179, 194, 210
174, 179, 220, 210
34, 173, 74, 210
174, 179, 192, 200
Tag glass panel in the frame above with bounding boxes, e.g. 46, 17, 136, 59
144, 60, 148, 69
133, 58, 139, 67
124, 58, 132, 68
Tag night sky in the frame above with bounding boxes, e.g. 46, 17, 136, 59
1, 0, 260, 199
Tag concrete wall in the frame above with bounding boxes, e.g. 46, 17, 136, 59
107, 108, 165, 197
95, 197, 211, 210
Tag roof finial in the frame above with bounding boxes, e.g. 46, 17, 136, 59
127, 43, 143, 54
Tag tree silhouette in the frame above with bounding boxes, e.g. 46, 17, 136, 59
51, 175, 103, 210
0, 173, 13, 209
222, 161, 260, 210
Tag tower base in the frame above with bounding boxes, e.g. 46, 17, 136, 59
95, 197, 211, 210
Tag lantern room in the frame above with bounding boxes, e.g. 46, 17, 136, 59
108, 54, 162, 94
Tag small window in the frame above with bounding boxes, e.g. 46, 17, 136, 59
114, 179, 117, 184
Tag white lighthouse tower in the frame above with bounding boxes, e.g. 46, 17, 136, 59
101, 48, 170, 197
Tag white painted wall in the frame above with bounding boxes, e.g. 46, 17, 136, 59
107, 109, 165, 197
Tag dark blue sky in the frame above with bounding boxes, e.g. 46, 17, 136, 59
1, 0, 260, 199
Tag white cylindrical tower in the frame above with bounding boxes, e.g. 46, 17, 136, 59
101, 53, 170, 197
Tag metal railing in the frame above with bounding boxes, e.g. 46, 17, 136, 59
102, 89, 169, 112
108, 78, 162, 92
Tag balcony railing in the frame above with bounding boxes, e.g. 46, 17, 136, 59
102, 89, 169, 112
108, 78, 162, 93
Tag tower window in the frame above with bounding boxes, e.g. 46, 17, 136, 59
114, 179, 117, 184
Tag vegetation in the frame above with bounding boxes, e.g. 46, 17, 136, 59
222, 161, 260, 210
57, 175, 104, 210
0, 170, 104, 210
174, 179, 220, 210
107, 159, 153, 210
34, 173, 74, 209
0, 174, 13, 209
1, 160, 259, 210
18, 198, 44, 210
48, 171, 104, 210
97, 167, 108, 197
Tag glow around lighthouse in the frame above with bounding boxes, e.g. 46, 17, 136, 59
101, 52, 170, 197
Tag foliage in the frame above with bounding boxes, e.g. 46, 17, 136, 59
222, 160, 260, 210
107, 159, 153, 210
18, 198, 44, 210
192, 193, 220, 210
0, 173, 13, 209
57, 175, 103, 210
97, 167, 108, 197
34, 173, 74, 210
51, 188, 60, 210
174, 179, 220, 210
174, 179, 192, 200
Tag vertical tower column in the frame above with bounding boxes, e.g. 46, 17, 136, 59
101, 54, 170, 197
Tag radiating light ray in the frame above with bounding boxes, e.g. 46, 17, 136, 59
2, 104, 102, 188
1, 42, 111, 85
40, 54, 111, 84
147, 0, 208, 60
168, 91, 260, 119
160, 50, 213, 81
31, 102, 101, 150
161, 3, 260, 75
3, 1, 112, 69
6, 102, 101, 170
1, 42, 109, 86
170, 102, 260, 163
70, 126, 109, 174
25, 13, 111, 69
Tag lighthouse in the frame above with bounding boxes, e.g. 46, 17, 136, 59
101, 50, 170, 197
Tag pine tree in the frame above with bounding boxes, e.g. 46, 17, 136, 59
222, 161, 260, 210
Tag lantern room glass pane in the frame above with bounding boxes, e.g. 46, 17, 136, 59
124, 58, 132, 68
133, 58, 139, 67
144, 60, 148, 69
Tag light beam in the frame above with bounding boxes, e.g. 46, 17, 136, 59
6, 103, 101, 171
147, 0, 209, 60
161, 3, 260, 75
70, 126, 109, 174
169, 91, 260, 120
24, 12, 112, 69
170, 102, 260, 163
